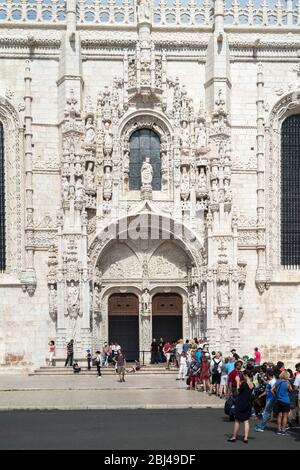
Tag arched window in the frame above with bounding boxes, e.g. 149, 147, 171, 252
0, 122, 5, 272
281, 115, 300, 266
129, 129, 161, 191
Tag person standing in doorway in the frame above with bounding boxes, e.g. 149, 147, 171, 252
151, 338, 159, 365
65, 340, 74, 367
158, 337, 165, 363
163, 341, 172, 370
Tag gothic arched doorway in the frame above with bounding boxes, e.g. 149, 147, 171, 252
152, 293, 183, 343
108, 293, 140, 361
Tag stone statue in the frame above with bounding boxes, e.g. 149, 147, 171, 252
224, 179, 232, 203
84, 117, 96, 146
67, 281, 79, 318
62, 177, 70, 201
180, 121, 190, 154
141, 157, 153, 186
189, 291, 198, 316
49, 285, 57, 320
103, 120, 113, 156
180, 167, 190, 200
197, 167, 207, 194
85, 163, 95, 191
75, 178, 85, 202
196, 122, 207, 149
217, 282, 229, 308
103, 167, 112, 200
94, 286, 101, 311
137, 0, 151, 22
142, 289, 151, 313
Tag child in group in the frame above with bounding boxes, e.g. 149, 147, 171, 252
86, 350, 92, 371
129, 360, 141, 373
177, 352, 188, 381
73, 362, 81, 374
94, 351, 102, 378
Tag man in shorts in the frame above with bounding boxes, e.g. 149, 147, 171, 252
115, 349, 126, 383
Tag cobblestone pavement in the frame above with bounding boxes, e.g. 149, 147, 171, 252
0, 374, 223, 410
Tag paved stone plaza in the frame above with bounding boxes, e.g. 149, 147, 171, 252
0, 374, 222, 410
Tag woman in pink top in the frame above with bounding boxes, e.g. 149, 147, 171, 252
254, 348, 261, 366
48, 341, 56, 366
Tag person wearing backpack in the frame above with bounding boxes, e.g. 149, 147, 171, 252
271, 370, 293, 435
255, 369, 277, 432
209, 352, 223, 396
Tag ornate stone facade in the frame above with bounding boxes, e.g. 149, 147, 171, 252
1, 0, 300, 369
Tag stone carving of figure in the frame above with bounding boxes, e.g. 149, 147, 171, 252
85, 163, 95, 191
197, 167, 207, 194
103, 120, 113, 156
94, 286, 101, 311
62, 177, 70, 201
67, 281, 79, 318
217, 282, 229, 308
224, 179, 232, 202
180, 167, 190, 200
103, 167, 112, 200
49, 285, 57, 320
137, 0, 151, 22
141, 157, 153, 186
189, 290, 198, 316
180, 121, 190, 154
142, 289, 151, 313
200, 288, 206, 308
211, 179, 219, 204
196, 122, 207, 149
84, 117, 96, 146
75, 178, 85, 202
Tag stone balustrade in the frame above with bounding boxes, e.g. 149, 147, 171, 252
224, 0, 298, 27
0, 0, 66, 23
0, 0, 299, 28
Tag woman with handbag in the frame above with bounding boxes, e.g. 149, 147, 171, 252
228, 368, 254, 444
272, 370, 293, 435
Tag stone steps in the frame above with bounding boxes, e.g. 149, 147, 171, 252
31, 366, 178, 376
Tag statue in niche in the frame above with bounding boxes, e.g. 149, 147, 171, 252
197, 167, 207, 194
200, 288, 206, 309
195, 122, 207, 149
137, 0, 151, 22
180, 167, 190, 200
217, 282, 229, 308
94, 286, 101, 311
49, 285, 57, 320
62, 162, 70, 177
180, 121, 190, 155
84, 117, 96, 146
74, 161, 82, 177
189, 290, 199, 316
62, 177, 70, 202
141, 158, 153, 187
75, 178, 85, 202
67, 281, 79, 319
141, 288, 151, 314
103, 167, 112, 200
224, 179, 232, 203
103, 120, 113, 157
211, 179, 219, 204
85, 163, 95, 191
